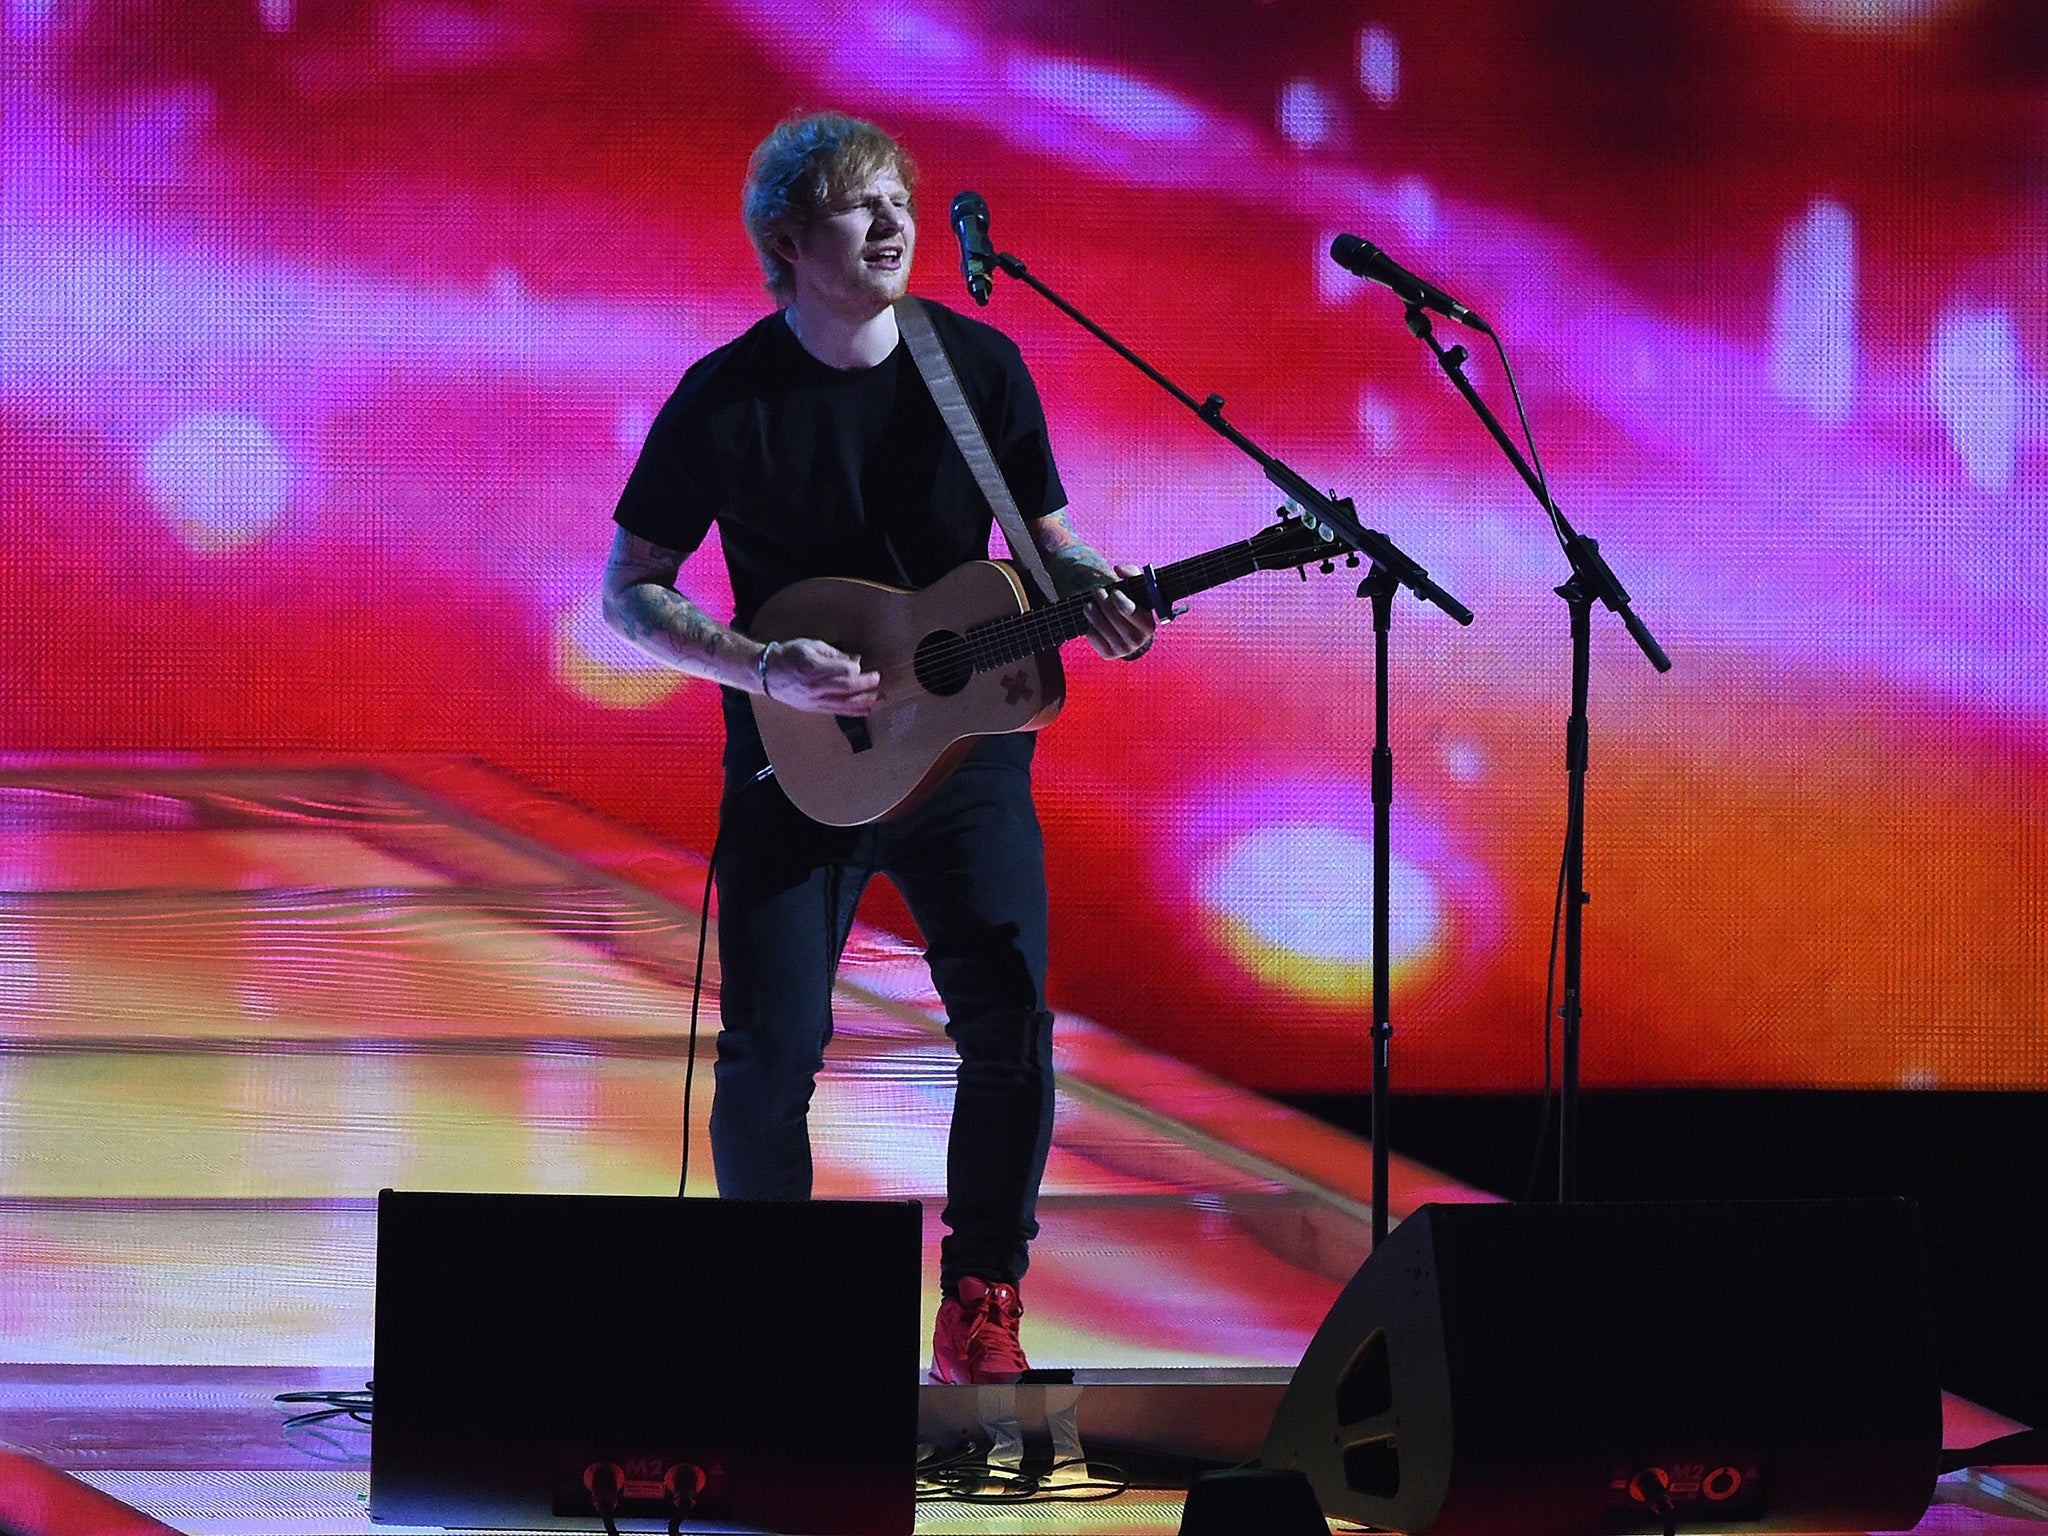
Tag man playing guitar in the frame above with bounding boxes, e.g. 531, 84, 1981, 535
602, 112, 1154, 1383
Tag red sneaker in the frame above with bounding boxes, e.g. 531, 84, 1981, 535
928, 1277, 1030, 1384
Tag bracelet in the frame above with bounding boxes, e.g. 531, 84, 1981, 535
757, 642, 777, 700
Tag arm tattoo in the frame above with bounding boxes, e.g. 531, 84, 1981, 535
613, 584, 727, 662
601, 529, 749, 680
1029, 509, 1116, 599
1031, 508, 1086, 555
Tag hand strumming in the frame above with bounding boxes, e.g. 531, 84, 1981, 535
759, 637, 884, 714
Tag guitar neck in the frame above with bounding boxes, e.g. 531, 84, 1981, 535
969, 541, 1266, 672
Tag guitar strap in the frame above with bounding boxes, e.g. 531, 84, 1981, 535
894, 296, 1058, 608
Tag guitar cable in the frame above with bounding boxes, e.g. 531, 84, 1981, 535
680, 812, 730, 1197
679, 761, 776, 1197
1521, 837, 1570, 1204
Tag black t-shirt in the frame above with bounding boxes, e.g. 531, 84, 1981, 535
613, 301, 1068, 635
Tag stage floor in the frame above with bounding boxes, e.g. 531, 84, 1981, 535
0, 756, 2039, 1535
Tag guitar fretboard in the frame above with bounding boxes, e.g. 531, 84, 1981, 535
960, 540, 1265, 672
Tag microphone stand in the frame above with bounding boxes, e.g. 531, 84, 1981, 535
989, 249, 1474, 1248
1398, 305, 1670, 1201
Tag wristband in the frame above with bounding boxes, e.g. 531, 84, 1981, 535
758, 642, 777, 700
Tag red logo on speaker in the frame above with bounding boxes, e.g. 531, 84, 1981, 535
1703, 1467, 1744, 1502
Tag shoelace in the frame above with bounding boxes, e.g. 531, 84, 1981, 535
963, 1287, 1028, 1372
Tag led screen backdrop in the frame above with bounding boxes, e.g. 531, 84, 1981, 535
2, 0, 2043, 1093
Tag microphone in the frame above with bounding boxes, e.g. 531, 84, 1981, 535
1330, 234, 1490, 332
950, 190, 997, 306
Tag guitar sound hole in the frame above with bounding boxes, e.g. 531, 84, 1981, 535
912, 630, 973, 697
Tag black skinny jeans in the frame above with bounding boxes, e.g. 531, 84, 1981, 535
709, 699, 1056, 1292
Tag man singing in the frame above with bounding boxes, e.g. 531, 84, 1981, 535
602, 113, 1154, 1382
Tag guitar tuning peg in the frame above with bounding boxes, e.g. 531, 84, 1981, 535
1346, 553, 1361, 567
1296, 565, 1309, 582
1320, 559, 1336, 575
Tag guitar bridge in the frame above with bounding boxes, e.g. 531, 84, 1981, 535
834, 715, 874, 754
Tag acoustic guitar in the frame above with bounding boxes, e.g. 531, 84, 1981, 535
749, 516, 1336, 825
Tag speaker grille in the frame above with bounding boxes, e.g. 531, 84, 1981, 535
1333, 1327, 1392, 1425
1343, 1436, 1400, 1498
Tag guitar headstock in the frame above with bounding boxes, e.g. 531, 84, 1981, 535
1249, 514, 1344, 572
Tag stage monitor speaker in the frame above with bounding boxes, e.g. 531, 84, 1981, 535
370, 1192, 922, 1534
1177, 1467, 1328, 1536
1262, 1199, 1941, 1536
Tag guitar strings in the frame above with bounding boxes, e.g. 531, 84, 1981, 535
831, 590, 1100, 692
792, 590, 1082, 694
805, 543, 1269, 694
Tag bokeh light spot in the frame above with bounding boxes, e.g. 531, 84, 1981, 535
1357, 26, 1400, 106
1277, 79, 1337, 149
1198, 823, 1445, 1001
1931, 306, 2020, 492
1769, 197, 1858, 422
553, 594, 689, 710
1391, 177, 1438, 244
1444, 741, 1485, 782
1357, 389, 1399, 454
142, 411, 294, 553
